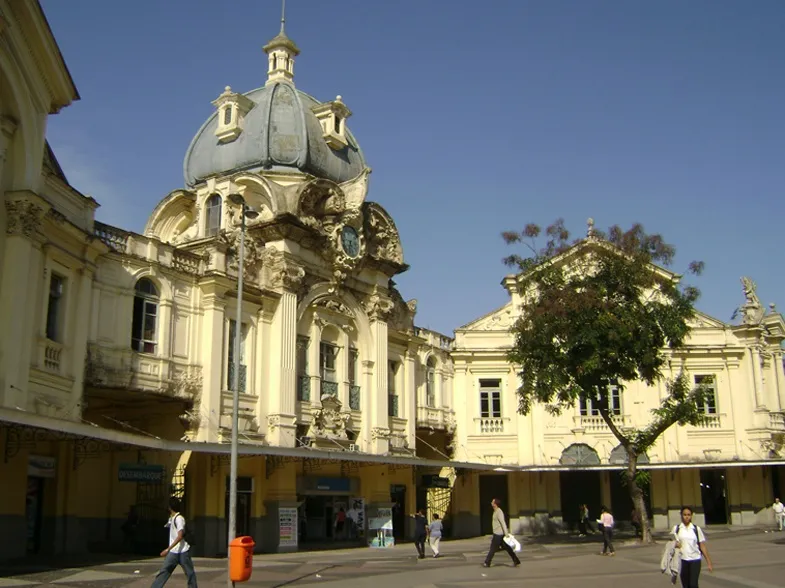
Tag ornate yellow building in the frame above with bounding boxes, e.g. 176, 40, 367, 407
1, 0, 783, 562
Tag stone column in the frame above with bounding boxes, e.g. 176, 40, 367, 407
198, 285, 225, 442
0, 194, 47, 409
266, 261, 304, 447
308, 316, 320, 408
751, 345, 765, 409
370, 319, 389, 454
773, 350, 785, 412
404, 348, 416, 449
69, 268, 94, 419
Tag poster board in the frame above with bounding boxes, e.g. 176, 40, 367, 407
279, 507, 298, 547
368, 506, 394, 548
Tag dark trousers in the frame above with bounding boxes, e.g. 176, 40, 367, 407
151, 551, 198, 588
602, 528, 615, 553
484, 533, 520, 566
680, 559, 701, 588
414, 533, 426, 557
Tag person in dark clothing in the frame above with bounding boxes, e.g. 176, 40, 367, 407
411, 509, 427, 559
483, 498, 521, 568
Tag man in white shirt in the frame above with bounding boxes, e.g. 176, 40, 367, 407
151, 498, 198, 588
773, 498, 785, 531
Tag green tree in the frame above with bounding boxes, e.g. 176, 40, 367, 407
502, 219, 712, 543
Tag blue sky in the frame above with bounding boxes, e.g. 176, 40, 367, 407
42, 0, 785, 335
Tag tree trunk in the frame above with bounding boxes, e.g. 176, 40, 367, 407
626, 453, 652, 543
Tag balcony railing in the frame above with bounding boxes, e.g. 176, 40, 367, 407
769, 411, 785, 431
321, 380, 338, 397
94, 221, 129, 252
297, 375, 310, 402
573, 414, 628, 433
42, 341, 64, 373
417, 406, 446, 429
172, 249, 202, 274
388, 395, 399, 417
698, 414, 722, 429
475, 417, 507, 434
349, 385, 361, 410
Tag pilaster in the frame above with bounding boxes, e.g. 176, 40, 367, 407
69, 268, 94, 418
267, 289, 298, 446
370, 319, 389, 454
199, 287, 225, 442
404, 347, 416, 449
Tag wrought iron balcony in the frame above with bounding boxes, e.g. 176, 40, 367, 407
321, 380, 339, 397
388, 395, 399, 417
297, 375, 310, 401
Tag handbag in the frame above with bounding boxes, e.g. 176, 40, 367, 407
503, 535, 522, 552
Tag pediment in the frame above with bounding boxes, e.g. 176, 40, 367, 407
458, 302, 515, 332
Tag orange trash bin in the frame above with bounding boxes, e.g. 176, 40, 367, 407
229, 536, 255, 582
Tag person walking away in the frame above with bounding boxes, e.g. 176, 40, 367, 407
334, 507, 346, 539
577, 504, 587, 536
151, 498, 198, 588
428, 514, 443, 558
773, 498, 784, 531
483, 498, 521, 568
599, 506, 615, 556
411, 509, 427, 559
674, 506, 713, 588
583, 504, 596, 533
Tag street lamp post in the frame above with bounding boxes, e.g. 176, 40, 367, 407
226, 194, 258, 584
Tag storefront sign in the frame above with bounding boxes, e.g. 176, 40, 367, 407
368, 506, 394, 548
278, 507, 298, 547
315, 477, 350, 492
118, 464, 165, 482
422, 475, 451, 488
28, 455, 56, 478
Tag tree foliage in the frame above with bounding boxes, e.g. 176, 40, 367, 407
503, 219, 712, 542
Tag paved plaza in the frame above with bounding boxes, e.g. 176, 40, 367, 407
0, 529, 783, 588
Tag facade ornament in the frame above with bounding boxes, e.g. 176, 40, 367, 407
265, 248, 305, 291
314, 315, 329, 330
267, 414, 281, 431
363, 203, 404, 264
738, 276, 765, 325
221, 228, 267, 284
5, 200, 46, 237
314, 297, 354, 316
307, 394, 351, 440
586, 217, 595, 238
339, 323, 355, 334
364, 287, 394, 321
371, 426, 391, 440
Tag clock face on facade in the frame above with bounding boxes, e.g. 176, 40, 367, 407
340, 226, 360, 258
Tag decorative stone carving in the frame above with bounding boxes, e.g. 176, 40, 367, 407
220, 228, 267, 284
363, 202, 404, 264
5, 200, 45, 237
386, 286, 416, 333
314, 297, 354, 316
371, 426, 391, 440
307, 394, 351, 440
264, 248, 305, 291
739, 276, 765, 325
267, 414, 281, 431
364, 287, 394, 321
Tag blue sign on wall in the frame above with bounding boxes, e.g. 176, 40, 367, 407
315, 477, 350, 492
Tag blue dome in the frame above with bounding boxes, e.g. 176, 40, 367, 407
183, 82, 366, 187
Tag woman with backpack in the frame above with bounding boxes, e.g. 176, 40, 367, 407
673, 506, 713, 588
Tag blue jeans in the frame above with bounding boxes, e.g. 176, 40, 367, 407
151, 550, 198, 588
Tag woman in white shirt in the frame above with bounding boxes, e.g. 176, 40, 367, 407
673, 506, 713, 588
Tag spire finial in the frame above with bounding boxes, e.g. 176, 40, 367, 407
587, 217, 595, 237
280, 0, 286, 34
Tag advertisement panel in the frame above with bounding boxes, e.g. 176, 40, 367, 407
279, 507, 298, 547
368, 506, 394, 548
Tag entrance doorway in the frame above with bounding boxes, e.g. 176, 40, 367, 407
223, 493, 252, 537
560, 471, 601, 529
299, 495, 351, 542
700, 469, 729, 524
479, 475, 509, 535
25, 477, 44, 554
390, 484, 406, 540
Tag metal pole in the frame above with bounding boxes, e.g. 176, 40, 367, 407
228, 205, 245, 585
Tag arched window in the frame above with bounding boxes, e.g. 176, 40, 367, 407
425, 357, 436, 407
132, 278, 159, 353
205, 194, 222, 236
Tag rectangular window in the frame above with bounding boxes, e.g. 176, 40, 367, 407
695, 375, 718, 414
349, 348, 358, 386
388, 360, 398, 395
131, 297, 158, 353
296, 336, 310, 401
227, 320, 248, 393
46, 274, 64, 342
580, 381, 622, 416
320, 342, 337, 382
479, 379, 501, 418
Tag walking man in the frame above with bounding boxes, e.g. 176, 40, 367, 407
411, 508, 427, 559
151, 498, 198, 588
773, 498, 784, 531
483, 498, 520, 568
